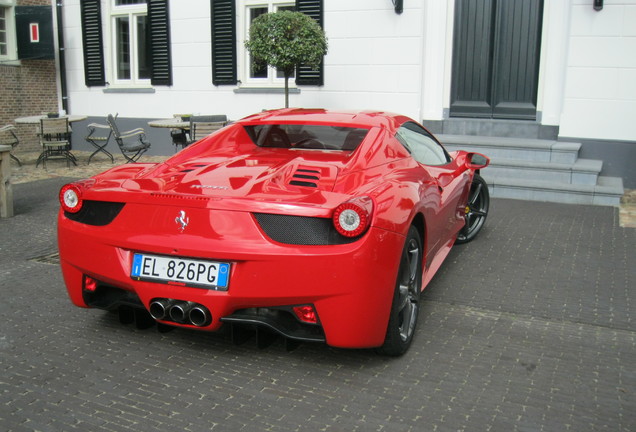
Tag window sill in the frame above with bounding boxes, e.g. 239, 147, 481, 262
0, 59, 21, 67
103, 87, 156, 94
233, 87, 300, 94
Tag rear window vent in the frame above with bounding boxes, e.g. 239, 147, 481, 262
290, 168, 320, 188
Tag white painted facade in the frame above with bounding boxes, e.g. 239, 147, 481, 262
58, 0, 635, 142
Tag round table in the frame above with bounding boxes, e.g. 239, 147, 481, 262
148, 118, 190, 129
148, 118, 191, 149
15, 114, 88, 124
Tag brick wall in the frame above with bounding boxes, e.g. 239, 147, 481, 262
0, 0, 59, 152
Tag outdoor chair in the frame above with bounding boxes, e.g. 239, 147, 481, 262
188, 115, 227, 144
36, 117, 77, 169
170, 114, 190, 151
107, 114, 151, 163
0, 125, 21, 166
85, 122, 114, 164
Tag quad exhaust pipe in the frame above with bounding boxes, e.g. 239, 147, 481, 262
149, 298, 211, 327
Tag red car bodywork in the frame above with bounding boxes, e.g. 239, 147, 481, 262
58, 109, 487, 350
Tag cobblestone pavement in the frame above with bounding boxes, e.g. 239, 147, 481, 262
0, 169, 634, 431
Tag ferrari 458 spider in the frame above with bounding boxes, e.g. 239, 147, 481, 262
58, 109, 489, 355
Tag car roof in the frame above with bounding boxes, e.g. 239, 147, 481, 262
237, 108, 410, 132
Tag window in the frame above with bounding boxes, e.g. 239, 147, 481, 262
80, 0, 171, 87
396, 122, 451, 166
211, 0, 324, 87
111, 0, 150, 85
0, 3, 17, 62
244, 2, 295, 85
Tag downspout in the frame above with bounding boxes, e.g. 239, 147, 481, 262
55, 0, 69, 113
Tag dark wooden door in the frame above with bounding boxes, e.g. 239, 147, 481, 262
450, 0, 544, 120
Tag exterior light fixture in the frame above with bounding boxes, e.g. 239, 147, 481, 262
392, 0, 403, 14
594, 0, 603, 11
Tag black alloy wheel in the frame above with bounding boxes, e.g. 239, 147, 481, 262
456, 173, 489, 244
378, 225, 422, 356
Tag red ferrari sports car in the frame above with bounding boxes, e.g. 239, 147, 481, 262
58, 109, 489, 355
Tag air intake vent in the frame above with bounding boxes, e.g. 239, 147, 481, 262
290, 168, 320, 188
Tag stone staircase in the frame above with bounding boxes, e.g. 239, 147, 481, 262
429, 120, 624, 206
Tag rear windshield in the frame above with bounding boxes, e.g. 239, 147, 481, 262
244, 124, 368, 151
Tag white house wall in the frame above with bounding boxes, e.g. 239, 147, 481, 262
61, 0, 635, 144
559, 0, 636, 141
303, 0, 425, 119
63, 0, 429, 122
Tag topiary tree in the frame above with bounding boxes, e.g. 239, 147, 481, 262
245, 10, 328, 108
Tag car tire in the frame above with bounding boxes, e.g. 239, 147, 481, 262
455, 173, 489, 244
377, 225, 422, 356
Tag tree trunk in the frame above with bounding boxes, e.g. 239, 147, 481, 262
284, 73, 290, 108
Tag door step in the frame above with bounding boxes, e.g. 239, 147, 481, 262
483, 175, 623, 207
438, 134, 624, 207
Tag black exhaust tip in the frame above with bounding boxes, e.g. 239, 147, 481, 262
149, 298, 174, 320
189, 304, 212, 327
169, 301, 195, 323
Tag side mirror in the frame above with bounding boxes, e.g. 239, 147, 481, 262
466, 152, 489, 170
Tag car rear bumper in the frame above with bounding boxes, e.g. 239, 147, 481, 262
58, 208, 405, 348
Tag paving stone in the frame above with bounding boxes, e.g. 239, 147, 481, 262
0, 179, 634, 432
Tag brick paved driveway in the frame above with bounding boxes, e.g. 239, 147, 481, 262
1, 178, 634, 431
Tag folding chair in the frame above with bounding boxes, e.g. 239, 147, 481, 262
107, 114, 151, 163
85, 122, 114, 164
188, 115, 227, 144
37, 118, 77, 168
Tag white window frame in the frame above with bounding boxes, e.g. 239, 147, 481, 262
0, 1, 18, 63
240, 0, 295, 87
108, 0, 150, 87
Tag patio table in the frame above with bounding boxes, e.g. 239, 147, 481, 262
148, 118, 190, 129
148, 118, 191, 149
15, 114, 88, 124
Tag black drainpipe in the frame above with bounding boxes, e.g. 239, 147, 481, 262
55, 0, 69, 113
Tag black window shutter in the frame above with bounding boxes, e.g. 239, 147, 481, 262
211, 0, 237, 85
80, 0, 105, 86
295, 0, 324, 86
148, 0, 172, 86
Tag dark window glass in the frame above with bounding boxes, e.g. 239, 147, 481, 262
115, 16, 131, 79
245, 124, 368, 151
136, 15, 150, 79
116, 0, 147, 5
396, 122, 450, 166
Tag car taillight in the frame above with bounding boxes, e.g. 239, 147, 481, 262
332, 196, 373, 237
59, 183, 83, 213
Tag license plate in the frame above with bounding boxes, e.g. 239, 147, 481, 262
131, 253, 230, 290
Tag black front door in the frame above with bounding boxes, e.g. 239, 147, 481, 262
450, 0, 544, 120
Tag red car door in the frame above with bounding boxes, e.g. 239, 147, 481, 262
395, 123, 469, 262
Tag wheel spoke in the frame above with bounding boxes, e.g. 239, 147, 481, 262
469, 182, 483, 205
397, 284, 410, 310
397, 239, 420, 341
456, 174, 489, 245
471, 209, 487, 217
407, 243, 419, 281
